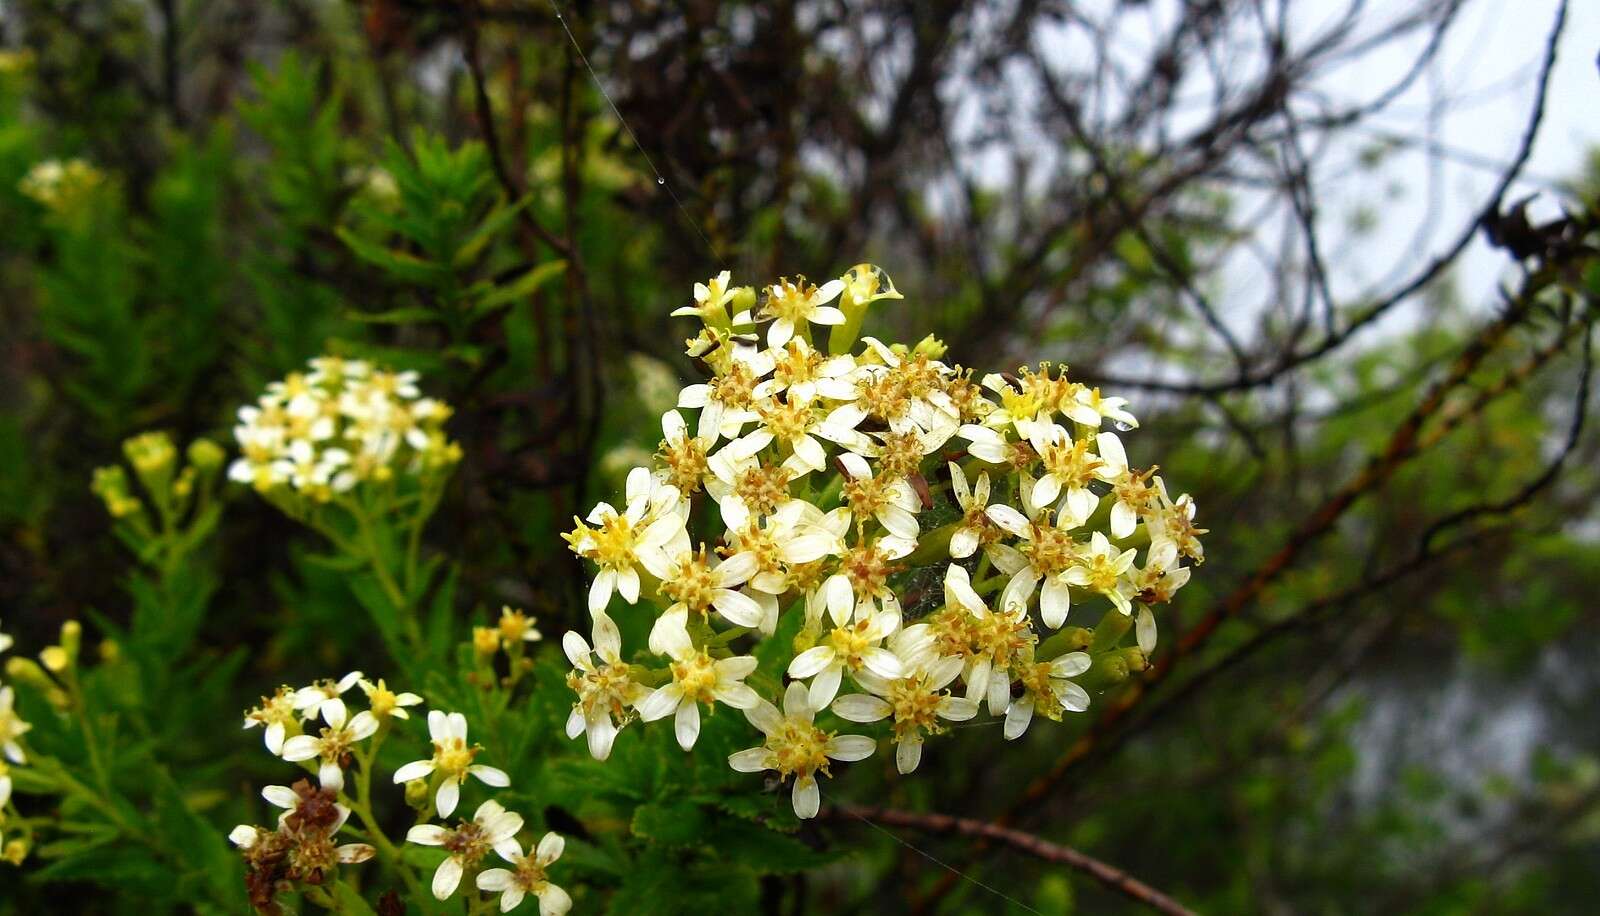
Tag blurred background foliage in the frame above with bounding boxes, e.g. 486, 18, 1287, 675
1, 0, 1598, 913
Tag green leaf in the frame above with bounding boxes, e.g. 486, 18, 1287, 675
631, 801, 710, 847
336, 226, 447, 285
344, 306, 441, 325
474, 260, 567, 315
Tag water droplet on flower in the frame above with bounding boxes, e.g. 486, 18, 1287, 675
1112, 419, 1134, 432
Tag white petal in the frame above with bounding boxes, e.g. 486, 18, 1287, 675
791, 776, 821, 819
824, 734, 876, 762
729, 747, 775, 772
896, 735, 924, 774
407, 824, 449, 845
432, 856, 464, 900
831, 694, 892, 723
470, 765, 511, 787
1040, 576, 1072, 629
1004, 701, 1035, 740
638, 685, 681, 722
787, 645, 835, 679
393, 759, 436, 784
436, 779, 460, 818
807, 665, 843, 711
1137, 605, 1157, 653
674, 698, 702, 750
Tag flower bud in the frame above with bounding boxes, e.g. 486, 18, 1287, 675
3, 838, 27, 865
59, 620, 82, 659
99, 639, 121, 663
403, 776, 431, 809
912, 334, 947, 360
40, 646, 70, 673
5, 656, 55, 691
187, 438, 226, 473
472, 626, 500, 661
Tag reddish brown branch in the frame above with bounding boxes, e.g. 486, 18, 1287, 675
823, 804, 1199, 916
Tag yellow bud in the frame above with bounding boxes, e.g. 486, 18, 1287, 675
472, 626, 500, 660
403, 776, 431, 809
3, 838, 27, 865
912, 334, 947, 360
99, 639, 121, 663
5, 657, 55, 690
187, 438, 226, 472
59, 620, 81, 657
40, 646, 70, 673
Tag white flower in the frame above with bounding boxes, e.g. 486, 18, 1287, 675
280, 701, 379, 791
985, 475, 1084, 628
832, 651, 978, 774
1005, 651, 1091, 740
408, 800, 524, 901
760, 276, 846, 348
1, 685, 32, 764
392, 711, 511, 817
1028, 424, 1118, 526
358, 677, 423, 720
677, 345, 775, 444
672, 270, 738, 324
1062, 532, 1138, 616
639, 611, 759, 749
958, 422, 1012, 465
946, 462, 998, 559
836, 452, 922, 540
476, 832, 573, 915
293, 671, 363, 726
0, 619, 12, 655
243, 686, 301, 756
653, 547, 764, 629
562, 612, 650, 760
942, 564, 1037, 715
728, 682, 876, 819
788, 610, 904, 709
814, 532, 913, 626
1065, 386, 1138, 430
565, 467, 689, 614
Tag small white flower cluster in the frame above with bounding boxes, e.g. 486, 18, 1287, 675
395, 712, 571, 911
561, 265, 1205, 818
227, 356, 460, 500
237, 674, 571, 912
243, 671, 421, 790
0, 619, 32, 862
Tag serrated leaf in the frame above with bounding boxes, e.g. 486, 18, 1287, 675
631, 801, 710, 847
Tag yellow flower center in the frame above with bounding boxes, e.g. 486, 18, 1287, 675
661, 549, 718, 613
885, 679, 946, 739
733, 464, 792, 517
433, 737, 479, 778
1023, 522, 1078, 577
1037, 437, 1102, 490
826, 619, 878, 670
768, 717, 832, 780
670, 651, 720, 703
839, 543, 895, 596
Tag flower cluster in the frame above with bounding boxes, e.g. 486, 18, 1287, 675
230, 780, 376, 912
227, 356, 460, 500
17, 157, 104, 213
562, 265, 1204, 817
0, 618, 32, 865
235, 673, 570, 912
394, 713, 571, 911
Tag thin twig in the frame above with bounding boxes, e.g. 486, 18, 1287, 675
823, 804, 1199, 916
